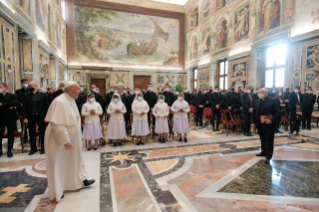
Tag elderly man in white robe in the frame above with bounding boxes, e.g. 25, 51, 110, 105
44, 81, 95, 201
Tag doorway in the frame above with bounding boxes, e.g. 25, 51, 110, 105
134, 76, 150, 90
91, 78, 106, 99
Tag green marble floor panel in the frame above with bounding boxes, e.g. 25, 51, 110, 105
218, 160, 319, 198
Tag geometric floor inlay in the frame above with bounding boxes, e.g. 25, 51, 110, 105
218, 160, 319, 198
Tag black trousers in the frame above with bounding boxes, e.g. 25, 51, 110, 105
147, 111, 154, 127
242, 112, 252, 133
233, 108, 242, 120
290, 110, 296, 132
0, 118, 16, 152
291, 121, 301, 133
28, 115, 45, 151
258, 130, 275, 160
211, 108, 221, 128
302, 109, 312, 129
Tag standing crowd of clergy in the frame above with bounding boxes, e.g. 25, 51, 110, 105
0, 78, 318, 158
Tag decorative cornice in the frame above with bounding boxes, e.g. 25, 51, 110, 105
0, 2, 17, 27
95, 0, 185, 13
290, 29, 319, 45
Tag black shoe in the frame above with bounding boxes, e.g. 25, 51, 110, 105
162, 138, 166, 143
40, 149, 45, 154
140, 142, 145, 145
248, 133, 253, 136
307, 128, 311, 131
118, 142, 123, 147
179, 137, 182, 142
87, 147, 92, 151
94, 147, 98, 150
29, 149, 37, 155
264, 159, 270, 164
158, 138, 162, 143
61, 194, 64, 199
83, 179, 95, 186
256, 152, 265, 156
137, 143, 141, 146
7, 151, 13, 158
212, 127, 216, 131
184, 138, 188, 143
113, 143, 117, 147
296, 132, 299, 136
244, 132, 250, 136
301, 127, 306, 130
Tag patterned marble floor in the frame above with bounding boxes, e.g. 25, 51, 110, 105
0, 127, 319, 212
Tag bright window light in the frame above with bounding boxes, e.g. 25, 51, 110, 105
265, 44, 286, 88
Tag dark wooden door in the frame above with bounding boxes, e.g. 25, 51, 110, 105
91, 78, 106, 99
134, 76, 150, 90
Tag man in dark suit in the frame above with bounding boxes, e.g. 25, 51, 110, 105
288, 86, 303, 133
210, 86, 223, 131
204, 87, 211, 108
252, 88, 281, 164
15, 78, 30, 143
301, 87, 316, 130
0, 83, 20, 157
53, 81, 66, 99
75, 85, 87, 114
220, 88, 237, 116
91, 84, 105, 109
46, 86, 55, 104
144, 84, 157, 126
22, 82, 49, 155
194, 88, 205, 126
241, 85, 255, 136
183, 88, 192, 106
163, 84, 175, 107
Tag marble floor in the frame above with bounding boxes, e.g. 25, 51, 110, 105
0, 126, 319, 212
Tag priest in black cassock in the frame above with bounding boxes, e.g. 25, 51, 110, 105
252, 88, 281, 164
144, 84, 157, 126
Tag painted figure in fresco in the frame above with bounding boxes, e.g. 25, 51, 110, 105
233, 63, 247, 78
202, 0, 211, 19
191, 36, 198, 59
306, 45, 319, 69
40, 55, 48, 75
48, 4, 56, 43
5, 64, 14, 94
18, 0, 30, 14
36, 0, 45, 32
202, 29, 211, 55
217, 19, 227, 49
234, 7, 249, 42
259, 0, 281, 33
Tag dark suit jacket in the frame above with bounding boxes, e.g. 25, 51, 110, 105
301, 93, 316, 112
93, 92, 105, 110
288, 92, 303, 111
0, 93, 20, 123
220, 94, 237, 110
204, 92, 211, 107
241, 92, 255, 113
53, 89, 63, 99
76, 92, 87, 113
252, 96, 281, 133
184, 93, 192, 105
209, 92, 223, 108
22, 92, 49, 120
15, 88, 30, 114
194, 93, 205, 115
144, 91, 157, 109
163, 91, 175, 107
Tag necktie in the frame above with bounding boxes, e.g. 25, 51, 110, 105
248, 94, 252, 107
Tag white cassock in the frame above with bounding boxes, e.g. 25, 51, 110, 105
44, 93, 88, 201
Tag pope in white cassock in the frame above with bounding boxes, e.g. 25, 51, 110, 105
44, 81, 95, 201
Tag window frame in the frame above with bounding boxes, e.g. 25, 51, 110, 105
193, 67, 198, 89
264, 44, 286, 89
218, 59, 228, 91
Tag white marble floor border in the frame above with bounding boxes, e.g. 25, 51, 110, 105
108, 166, 118, 212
